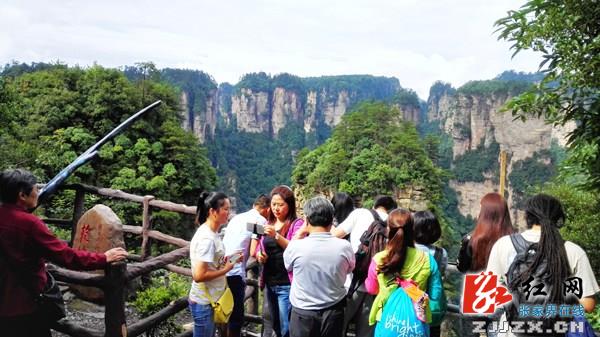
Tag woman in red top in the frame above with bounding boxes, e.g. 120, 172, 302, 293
0, 169, 128, 337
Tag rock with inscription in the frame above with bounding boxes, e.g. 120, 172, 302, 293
70, 204, 125, 301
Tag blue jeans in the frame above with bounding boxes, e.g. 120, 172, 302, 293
266, 284, 291, 337
189, 301, 215, 337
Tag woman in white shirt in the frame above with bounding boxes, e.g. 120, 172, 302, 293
189, 191, 239, 337
487, 194, 598, 337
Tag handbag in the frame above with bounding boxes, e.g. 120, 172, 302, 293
200, 283, 234, 324
0, 247, 66, 322
37, 271, 67, 322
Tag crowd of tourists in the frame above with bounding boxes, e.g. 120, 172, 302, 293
0, 168, 598, 337
190, 186, 599, 337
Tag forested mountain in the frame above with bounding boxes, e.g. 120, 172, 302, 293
422, 74, 568, 230
3, 62, 597, 276
143, 67, 421, 209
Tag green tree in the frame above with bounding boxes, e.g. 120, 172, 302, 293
292, 101, 444, 203
495, 0, 600, 189
1, 64, 216, 237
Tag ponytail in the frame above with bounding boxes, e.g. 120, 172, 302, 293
380, 208, 413, 274
195, 191, 228, 225
523, 194, 569, 303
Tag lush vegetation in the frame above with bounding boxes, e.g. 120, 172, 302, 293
508, 142, 565, 207
457, 79, 532, 96
132, 273, 189, 336
0, 63, 216, 238
496, 0, 600, 190
292, 101, 444, 203
418, 120, 474, 256
234, 72, 400, 101
208, 73, 407, 210
452, 140, 500, 183
206, 123, 299, 209
428, 81, 456, 99
494, 70, 545, 83
303, 75, 400, 102
534, 180, 600, 330
389, 87, 420, 107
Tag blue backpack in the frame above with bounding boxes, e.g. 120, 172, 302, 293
374, 286, 430, 337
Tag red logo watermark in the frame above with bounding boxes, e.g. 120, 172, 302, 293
462, 272, 513, 314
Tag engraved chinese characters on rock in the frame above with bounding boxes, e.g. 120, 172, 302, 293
71, 204, 125, 301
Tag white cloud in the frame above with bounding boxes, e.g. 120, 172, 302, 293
0, 0, 541, 99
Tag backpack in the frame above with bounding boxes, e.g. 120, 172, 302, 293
505, 233, 572, 337
348, 209, 387, 296
374, 285, 430, 337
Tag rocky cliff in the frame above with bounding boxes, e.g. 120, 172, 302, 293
427, 81, 573, 227
174, 73, 418, 141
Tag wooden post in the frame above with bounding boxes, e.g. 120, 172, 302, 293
140, 195, 154, 287
499, 150, 507, 198
71, 188, 86, 246
140, 195, 155, 260
104, 262, 127, 337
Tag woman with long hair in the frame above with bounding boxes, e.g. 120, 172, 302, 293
256, 185, 304, 337
189, 191, 239, 337
365, 209, 445, 331
487, 194, 598, 336
457, 192, 514, 273
330, 192, 354, 245
331, 192, 354, 227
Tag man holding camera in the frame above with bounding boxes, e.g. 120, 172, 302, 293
222, 194, 271, 337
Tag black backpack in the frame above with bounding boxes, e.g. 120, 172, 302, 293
348, 209, 387, 296
505, 234, 572, 337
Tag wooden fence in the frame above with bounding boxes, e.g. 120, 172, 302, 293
42, 183, 483, 337
43, 183, 261, 337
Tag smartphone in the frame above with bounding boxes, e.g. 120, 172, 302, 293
246, 222, 265, 235
229, 253, 242, 264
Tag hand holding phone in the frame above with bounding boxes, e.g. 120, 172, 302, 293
246, 222, 266, 235
228, 251, 243, 264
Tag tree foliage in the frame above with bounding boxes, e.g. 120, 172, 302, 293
457, 79, 532, 96
452, 140, 500, 183
494, 70, 545, 83
292, 102, 444, 203
207, 123, 297, 210
509, 142, 565, 207
536, 182, 600, 282
495, 0, 600, 189
0, 64, 216, 237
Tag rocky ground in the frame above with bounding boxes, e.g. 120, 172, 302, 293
52, 288, 193, 337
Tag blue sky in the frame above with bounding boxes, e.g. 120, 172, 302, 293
0, 0, 541, 99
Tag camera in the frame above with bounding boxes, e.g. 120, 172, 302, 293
246, 222, 265, 235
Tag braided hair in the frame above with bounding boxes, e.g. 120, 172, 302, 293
523, 194, 569, 303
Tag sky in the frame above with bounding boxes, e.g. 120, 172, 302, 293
0, 0, 541, 99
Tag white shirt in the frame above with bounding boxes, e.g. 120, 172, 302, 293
486, 229, 599, 337
338, 207, 388, 290
284, 232, 355, 310
189, 224, 227, 305
222, 208, 267, 278
338, 208, 388, 253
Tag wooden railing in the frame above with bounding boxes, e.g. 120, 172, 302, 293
44, 183, 563, 337
43, 183, 261, 337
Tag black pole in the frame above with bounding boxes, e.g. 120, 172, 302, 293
36, 100, 162, 207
